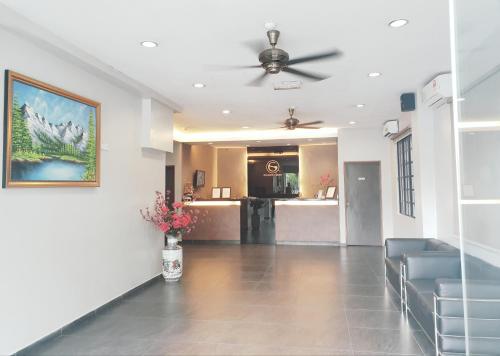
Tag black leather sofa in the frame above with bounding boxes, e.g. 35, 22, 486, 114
384, 238, 458, 298
385, 238, 500, 355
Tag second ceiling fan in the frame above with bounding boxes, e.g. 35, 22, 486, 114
281, 108, 323, 130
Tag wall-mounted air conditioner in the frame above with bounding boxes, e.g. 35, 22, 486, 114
383, 120, 399, 137
422, 73, 452, 109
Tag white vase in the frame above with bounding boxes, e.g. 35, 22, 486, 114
162, 234, 183, 282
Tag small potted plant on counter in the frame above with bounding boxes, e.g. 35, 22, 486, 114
140, 191, 198, 282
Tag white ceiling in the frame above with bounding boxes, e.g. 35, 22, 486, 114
1, 0, 451, 140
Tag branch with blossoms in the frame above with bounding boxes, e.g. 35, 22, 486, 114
140, 191, 200, 237
319, 172, 335, 190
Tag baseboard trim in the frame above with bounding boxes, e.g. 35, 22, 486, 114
14, 274, 162, 355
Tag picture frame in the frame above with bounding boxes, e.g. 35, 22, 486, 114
211, 187, 221, 199
3, 71, 101, 188
193, 169, 205, 188
325, 186, 337, 199
316, 189, 324, 199
221, 187, 231, 199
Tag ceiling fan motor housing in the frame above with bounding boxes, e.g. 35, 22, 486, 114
285, 117, 300, 129
259, 48, 289, 73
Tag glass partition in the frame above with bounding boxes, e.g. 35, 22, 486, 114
449, 0, 500, 354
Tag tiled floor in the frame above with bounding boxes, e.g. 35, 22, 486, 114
21, 245, 435, 355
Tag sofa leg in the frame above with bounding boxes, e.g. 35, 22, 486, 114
402, 264, 408, 319
433, 294, 439, 356
399, 262, 404, 312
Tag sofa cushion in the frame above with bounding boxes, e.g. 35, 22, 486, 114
406, 279, 435, 337
385, 238, 427, 258
406, 279, 436, 295
385, 257, 401, 295
425, 238, 445, 251
435, 243, 458, 253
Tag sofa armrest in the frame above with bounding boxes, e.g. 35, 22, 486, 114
385, 238, 427, 258
405, 253, 461, 280
435, 278, 500, 299
435, 278, 500, 327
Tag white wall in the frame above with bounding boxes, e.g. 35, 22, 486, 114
338, 128, 394, 244
141, 98, 174, 153
0, 28, 165, 354
433, 104, 459, 243
165, 141, 183, 202
391, 100, 458, 242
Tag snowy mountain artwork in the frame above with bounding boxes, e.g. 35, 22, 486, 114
3, 71, 100, 187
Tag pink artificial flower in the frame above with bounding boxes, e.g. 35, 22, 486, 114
161, 205, 169, 213
173, 201, 183, 209
159, 222, 170, 233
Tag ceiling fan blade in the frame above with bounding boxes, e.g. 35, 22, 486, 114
282, 67, 329, 81
242, 39, 268, 54
246, 71, 268, 86
297, 121, 324, 126
297, 126, 321, 129
287, 49, 342, 65
206, 64, 262, 70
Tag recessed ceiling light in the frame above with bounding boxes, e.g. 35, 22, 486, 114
192, 83, 206, 88
457, 97, 466, 102
349, 121, 357, 125
356, 104, 365, 108
388, 19, 409, 28
286, 143, 291, 146
242, 126, 250, 129
140, 41, 158, 48
208, 142, 213, 145
368, 72, 382, 78
222, 109, 231, 115
256, 140, 261, 143
307, 138, 313, 142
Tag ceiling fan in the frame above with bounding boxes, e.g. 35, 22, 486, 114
281, 108, 323, 130
236, 29, 342, 86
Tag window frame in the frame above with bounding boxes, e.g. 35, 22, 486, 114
396, 134, 415, 218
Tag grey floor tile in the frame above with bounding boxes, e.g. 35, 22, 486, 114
349, 328, 422, 355
340, 284, 388, 297
346, 309, 407, 330
344, 295, 398, 311
145, 340, 219, 355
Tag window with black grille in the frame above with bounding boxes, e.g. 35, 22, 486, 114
397, 135, 415, 217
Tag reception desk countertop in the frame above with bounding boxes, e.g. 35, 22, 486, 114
184, 200, 241, 241
274, 199, 340, 245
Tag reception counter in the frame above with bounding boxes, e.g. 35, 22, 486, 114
274, 199, 340, 245
185, 200, 242, 242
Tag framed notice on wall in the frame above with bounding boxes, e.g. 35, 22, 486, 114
221, 187, 231, 199
211, 187, 221, 199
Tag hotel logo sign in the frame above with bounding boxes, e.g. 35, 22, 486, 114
264, 160, 282, 177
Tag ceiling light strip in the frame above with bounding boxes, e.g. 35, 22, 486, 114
174, 128, 338, 143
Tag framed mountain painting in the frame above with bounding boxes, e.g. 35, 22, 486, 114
2, 71, 100, 187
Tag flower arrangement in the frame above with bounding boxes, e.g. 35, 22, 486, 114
140, 191, 199, 238
319, 172, 335, 190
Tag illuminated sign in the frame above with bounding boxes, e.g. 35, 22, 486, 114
264, 160, 282, 176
